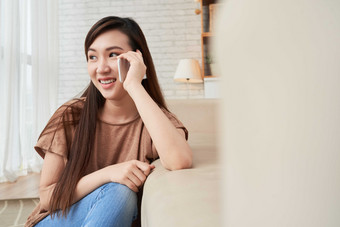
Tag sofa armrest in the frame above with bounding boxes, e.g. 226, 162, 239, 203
141, 146, 221, 227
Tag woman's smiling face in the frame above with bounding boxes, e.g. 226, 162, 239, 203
87, 29, 133, 100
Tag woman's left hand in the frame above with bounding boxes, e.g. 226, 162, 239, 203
118, 49, 146, 91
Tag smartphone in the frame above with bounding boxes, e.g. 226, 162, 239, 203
117, 58, 147, 82
117, 58, 130, 83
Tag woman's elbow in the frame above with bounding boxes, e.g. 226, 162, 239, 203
39, 188, 52, 211
175, 157, 192, 170
39, 196, 50, 211
165, 148, 193, 171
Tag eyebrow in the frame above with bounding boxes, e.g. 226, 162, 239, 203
88, 46, 124, 52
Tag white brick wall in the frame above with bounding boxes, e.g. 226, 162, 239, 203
58, 0, 204, 105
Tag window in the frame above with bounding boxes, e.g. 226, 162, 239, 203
0, 0, 58, 182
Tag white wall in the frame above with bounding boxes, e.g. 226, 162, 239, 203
215, 0, 340, 226
58, 0, 203, 105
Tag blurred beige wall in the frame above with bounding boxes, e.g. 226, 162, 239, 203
215, 0, 340, 226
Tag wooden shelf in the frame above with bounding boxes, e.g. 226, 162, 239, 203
200, 0, 218, 78
202, 32, 213, 37
203, 0, 215, 5
204, 75, 219, 78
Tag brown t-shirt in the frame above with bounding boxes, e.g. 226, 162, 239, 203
25, 98, 188, 227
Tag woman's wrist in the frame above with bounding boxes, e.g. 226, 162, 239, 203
125, 81, 144, 97
101, 166, 114, 183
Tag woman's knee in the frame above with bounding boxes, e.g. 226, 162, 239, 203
103, 183, 137, 208
101, 183, 138, 222
104, 182, 136, 197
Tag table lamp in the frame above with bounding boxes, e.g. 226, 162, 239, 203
174, 59, 203, 83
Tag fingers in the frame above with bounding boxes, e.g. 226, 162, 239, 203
118, 50, 145, 73
119, 168, 141, 193
118, 50, 143, 64
126, 167, 150, 193
125, 180, 139, 193
117, 50, 146, 89
108, 160, 155, 193
135, 49, 144, 61
126, 174, 141, 193
132, 167, 147, 184
135, 161, 154, 176
117, 160, 154, 193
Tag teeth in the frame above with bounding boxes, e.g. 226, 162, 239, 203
100, 79, 116, 84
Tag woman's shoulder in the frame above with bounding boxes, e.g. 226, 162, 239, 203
42, 98, 86, 133
60, 97, 86, 110
54, 97, 86, 117
35, 98, 86, 158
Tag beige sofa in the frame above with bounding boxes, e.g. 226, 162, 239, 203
141, 99, 221, 227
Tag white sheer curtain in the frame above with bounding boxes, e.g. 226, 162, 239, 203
0, 0, 58, 183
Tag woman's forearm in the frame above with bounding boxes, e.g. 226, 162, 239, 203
72, 167, 110, 204
126, 83, 192, 170
40, 160, 153, 211
40, 167, 110, 211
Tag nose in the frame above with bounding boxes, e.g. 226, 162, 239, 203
96, 59, 110, 74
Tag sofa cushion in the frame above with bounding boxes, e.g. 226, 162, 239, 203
142, 146, 221, 227
141, 99, 221, 227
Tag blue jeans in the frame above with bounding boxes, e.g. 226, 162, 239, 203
35, 182, 138, 227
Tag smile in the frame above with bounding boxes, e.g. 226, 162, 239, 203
99, 78, 116, 84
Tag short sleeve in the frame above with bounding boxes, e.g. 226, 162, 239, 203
34, 99, 83, 159
142, 108, 189, 162
34, 120, 68, 159
161, 109, 188, 140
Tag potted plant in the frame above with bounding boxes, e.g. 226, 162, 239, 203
205, 55, 218, 76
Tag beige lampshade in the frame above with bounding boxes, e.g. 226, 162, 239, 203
174, 59, 203, 83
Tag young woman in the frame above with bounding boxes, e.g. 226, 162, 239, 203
25, 16, 192, 227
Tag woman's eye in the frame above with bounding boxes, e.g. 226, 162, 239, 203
89, 55, 97, 60
109, 53, 118, 58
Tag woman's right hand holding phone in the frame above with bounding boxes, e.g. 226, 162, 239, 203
117, 50, 146, 92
